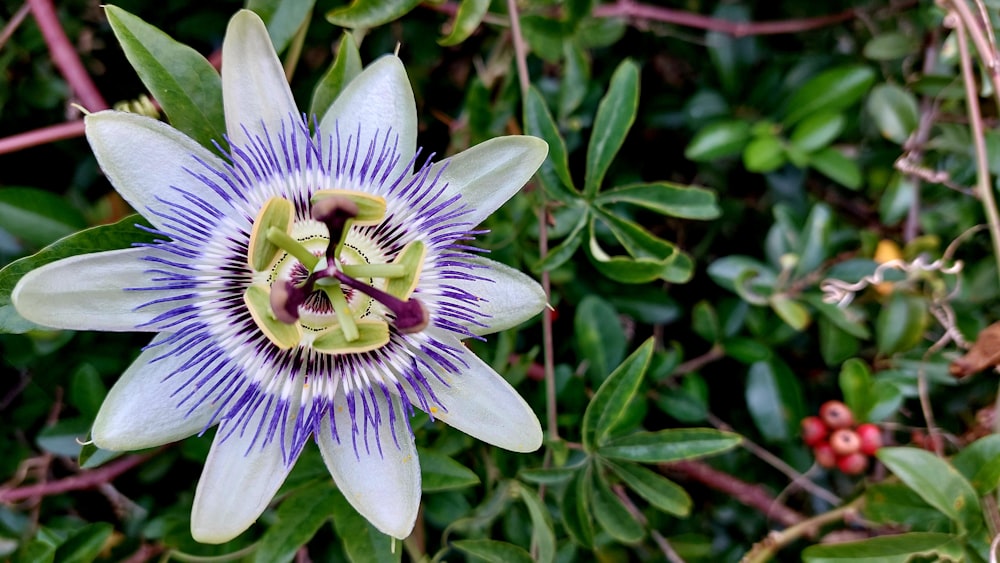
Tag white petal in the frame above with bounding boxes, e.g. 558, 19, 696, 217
12, 248, 187, 332
317, 391, 420, 539
191, 403, 299, 544
92, 333, 217, 450
416, 339, 542, 452
221, 10, 298, 147
318, 56, 417, 180
449, 257, 545, 336
85, 111, 233, 231
430, 136, 547, 226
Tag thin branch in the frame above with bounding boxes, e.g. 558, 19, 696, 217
0, 453, 150, 503
0, 120, 86, 155
28, 0, 107, 111
0, 2, 31, 50
741, 497, 866, 563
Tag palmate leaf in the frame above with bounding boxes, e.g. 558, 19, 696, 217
598, 428, 741, 463
584, 59, 639, 197
523, 87, 578, 203
595, 182, 721, 220
518, 484, 556, 563
588, 213, 693, 284
581, 338, 653, 450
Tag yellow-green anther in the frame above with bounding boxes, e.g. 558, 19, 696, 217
342, 263, 407, 279
312, 190, 386, 226
266, 227, 319, 271
244, 285, 302, 350
248, 197, 294, 271
386, 240, 426, 300
313, 320, 390, 354
321, 283, 359, 342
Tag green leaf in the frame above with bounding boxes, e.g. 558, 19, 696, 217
769, 294, 810, 331
594, 182, 720, 220
329, 488, 401, 563
789, 112, 846, 153
866, 83, 919, 144
523, 87, 578, 202
310, 33, 362, 119
559, 41, 590, 118
561, 468, 594, 548
864, 482, 952, 532
0, 187, 86, 250
581, 338, 654, 450
36, 418, 91, 457
599, 428, 741, 463
809, 147, 863, 189
52, 523, 113, 563
877, 447, 983, 534
951, 435, 1000, 496
574, 295, 627, 386
518, 485, 556, 563
104, 6, 226, 152
326, 0, 421, 28
585, 59, 639, 197
536, 212, 587, 272
418, 449, 480, 492
69, 364, 107, 419
605, 459, 691, 516
452, 540, 533, 563
839, 358, 872, 421
805, 295, 871, 339
795, 202, 833, 276
745, 358, 806, 443
78, 439, 121, 469
0, 215, 155, 334
438, 0, 489, 46
254, 480, 339, 563
782, 65, 876, 126
519, 465, 579, 485
742, 133, 785, 172
875, 292, 928, 355
247, 0, 316, 54
863, 32, 920, 61
589, 212, 692, 284
819, 317, 858, 365
802, 532, 962, 562
684, 120, 752, 161
692, 300, 720, 343
656, 372, 709, 424
590, 467, 644, 543
519, 16, 566, 62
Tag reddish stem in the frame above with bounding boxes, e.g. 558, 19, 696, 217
0, 120, 85, 155
28, 0, 108, 111
0, 453, 150, 503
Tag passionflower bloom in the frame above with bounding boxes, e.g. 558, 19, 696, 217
12, 10, 546, 543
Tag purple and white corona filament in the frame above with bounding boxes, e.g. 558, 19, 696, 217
12, 9, 546, 544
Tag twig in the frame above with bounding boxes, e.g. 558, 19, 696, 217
0, 1, 31, 50
673, 344, 724, 375
663, 460, 806, 527
28, 0, 107, 111
0, 120, 85, 155
0, 453, 150, 503
740, 497, 865, 563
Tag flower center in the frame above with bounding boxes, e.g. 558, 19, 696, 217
243, 191, 428, 354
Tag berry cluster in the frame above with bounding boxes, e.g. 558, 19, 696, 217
801, 401, 882, 475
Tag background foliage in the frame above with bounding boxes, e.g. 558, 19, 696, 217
3, 0, 1000, 561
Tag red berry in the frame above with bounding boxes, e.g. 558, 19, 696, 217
856, 423, 882, 455
829, 429, 861, 456
819, 400, 854, 430
837, 452, 869, 475
813, 442, 837, 468
800, 416, 828, 446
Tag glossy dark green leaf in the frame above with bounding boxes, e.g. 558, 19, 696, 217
951, 435, 1000, 496
802, 532, 962, 562
310, 33, 362, 119
575, 16, 626, 49
329, 488, 401, 563
879, 174, 916, 226
254, 480, 339, 562
590, 467, 644, 543
809, 147, 862, 189
0, 215, 155, 334
864, 482, 951, 532
599, 428, 741, 463
585, 59, 639, 197
561, 466, 594, 548
590, 212, 692, 283
69, 364, 106, 419
536, 212, 587, 272
0, 188, 86, 249
707, 255, 777, 295
247, 0, 316, 54
574, 295, 627, 386
78, 439, 121, 470
745, 358, 806, 443
838, 358, 872, 420
559, 41, 590, 118
769, 294, 810, 331
656, 373, 709, 424
326, 0, 421, 28
795, 202, 833, 276
606, 459, 691, 516
866, 83, 919, 145
782, 65, 876, 126
518, 485, 555, 563
581, 338, 653, 450
594, 182, 720, 220
418, 449, 480, 492
742, 133, 785, 173
877, 447, 982, 534
818, 317, 859, 365
789, 112, 846, 153
438, 0, 489, 46
523, 87, 578, 202
105, 6, 226, 152
804, 295, 871, 339
519, 465, 579, 485
692, 300, 720, 343
518, 15, 566, 62
863, 32, 920, 61
588, 233, 678, 284
36, 418, 91, 457
875, 292, 928, 355
52, 523, 113, 563
684, 120, 752, 162
452, 540, 533, 563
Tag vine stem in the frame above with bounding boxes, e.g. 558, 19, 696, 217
0, 453, 151, 503
28, 0, 107, 111
740, 496, 866, 563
